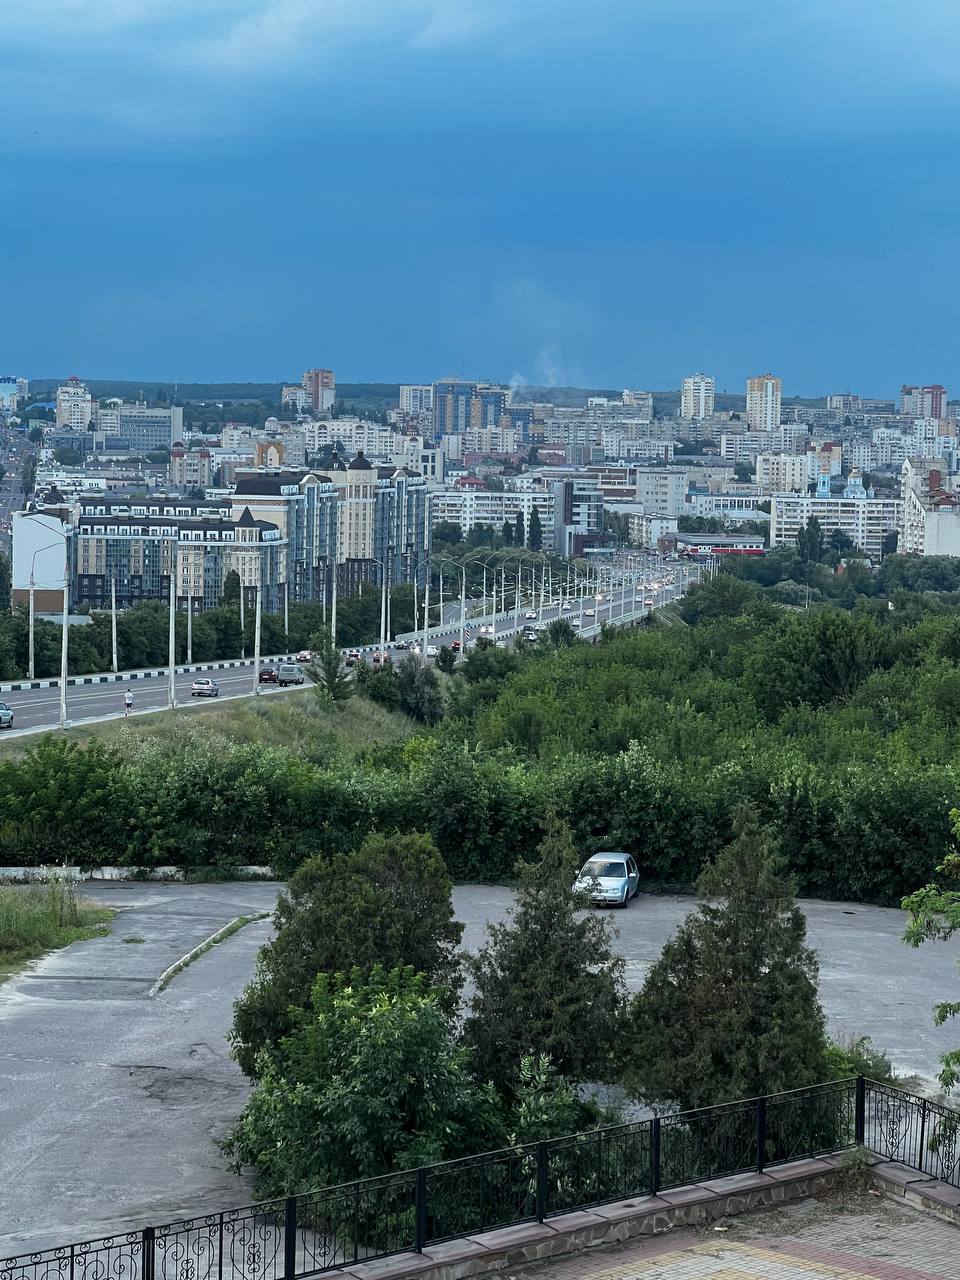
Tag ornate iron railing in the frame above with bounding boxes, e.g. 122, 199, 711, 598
3, 1077, 956, 1280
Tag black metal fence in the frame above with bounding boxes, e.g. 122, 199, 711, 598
2, 1078, 955, 1280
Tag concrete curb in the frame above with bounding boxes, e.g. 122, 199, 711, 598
148, 913, 268, 998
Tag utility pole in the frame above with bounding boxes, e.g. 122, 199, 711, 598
422, 564, 430, 656
459, 568, 466, 657
239, 584, 245, 659
58, 574, 69, 731
167, 573, 177, 709
28, 571, 35, 681
186, 595, 192, 665
253, 583, 262, 693
284, 579, 289, 645
379, 564, 388, 655
330, 565, 338, 647
111, 577, 118, 673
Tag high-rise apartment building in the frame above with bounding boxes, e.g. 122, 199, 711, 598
56, 377, 93, 430
399, 385, 434, 414
680, 373, 716, 420
620, 390, 654, 418
433, 380, 507, 435
826, 393, 860, 415
0, 376, 24, 412
301, 369, 336, 414
900, 384, 947, 419
746, 374, 782, 431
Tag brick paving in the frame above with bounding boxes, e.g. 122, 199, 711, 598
503, 1194, 958, 1280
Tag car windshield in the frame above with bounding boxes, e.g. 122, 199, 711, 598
583, 860, 627, 878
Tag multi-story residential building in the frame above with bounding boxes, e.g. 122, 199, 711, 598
171, 447, 214, 490
720, 430, 779, 461
56, 377, 93, 430
301, 369, 336, 414
399, 385, 434, 414
550, 478, 604, 556
231, 468, 339, 604
846, 441, 879, 472
620, 389, 654, 418
900, 384, 947, 419
900, 456, 960, 557
680, 373, 715, 420
685, 492, 768, 519
861, 398, 897, 414
755, 453, 809, 494
433, 380, 507, 436
633, 467, 688, 516
826, 393, 861, 415
770, 473, 902, 559
602, 432, 675, 463
325, 454, 429, 594
281, 384, 309, 413
431, 484, 555, 544
746, 373, 782, 431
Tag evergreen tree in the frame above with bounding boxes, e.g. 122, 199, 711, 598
514, 511, 525, 547
626, 808, 828, 1110
310, 628, 352, 703
501, 520, 514, 546
221, 569, 241, 605
231, 832, 463, 1077
463, 817, 625, 1091
528, 506, 543, 551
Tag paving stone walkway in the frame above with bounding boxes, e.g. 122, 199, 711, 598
504, 1194, 958, 1280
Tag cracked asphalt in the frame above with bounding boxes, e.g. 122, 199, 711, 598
1, 882, 957, 1257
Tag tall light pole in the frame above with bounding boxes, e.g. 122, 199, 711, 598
253, 582, 262, 694
58, 564, 68, 731
167, 571, 177, 709
111, 577, 119, 673
186, 594, 192, 665
330, 563, 338, 647
239, 583, 245, 659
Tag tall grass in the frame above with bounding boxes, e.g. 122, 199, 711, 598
0, 880, 112, 959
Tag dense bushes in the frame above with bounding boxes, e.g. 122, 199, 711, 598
7, 592, 960, 906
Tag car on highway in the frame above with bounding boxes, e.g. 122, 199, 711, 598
344, 649, 362, 667
524, 610, 537, 620
425, 644, 439, 657
644, 597, 654, 606
570, 619, 582, 629
295, 650, 313, 664
562, 603, 573, 611
450, 639, 461, 651
371, 651, 392, 666
583, 607, 596, 617
258, 666, 278, 683
479, 623, 494, 635
0, 702, 14, 729
573, 853, 640, 907
495, 639, 507, 648
190, 677, 220, 698
277, 663, 305, 686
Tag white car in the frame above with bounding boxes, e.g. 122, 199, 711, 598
190, 677, 220, 698
573, 853, 640, 907
495, 639, 507, 649
570, 619, 582, 629
524, 610, 538, 620
479, 624, 494, 635
584, 608, 596, 617
562, 603, 573, 612
425, 644, 439, 657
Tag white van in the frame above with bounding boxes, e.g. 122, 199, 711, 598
277, 663, 304, 687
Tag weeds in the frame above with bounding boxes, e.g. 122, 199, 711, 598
0, 880, 113, 978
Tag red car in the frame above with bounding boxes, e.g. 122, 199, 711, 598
258, 667, 278, 683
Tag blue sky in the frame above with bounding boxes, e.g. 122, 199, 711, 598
2, 1, 958, 394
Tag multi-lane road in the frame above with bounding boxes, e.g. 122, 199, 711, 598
0, 660, 309, 733
0, 556, 702, 735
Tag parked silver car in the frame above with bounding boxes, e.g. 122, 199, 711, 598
573, 853, 640, 907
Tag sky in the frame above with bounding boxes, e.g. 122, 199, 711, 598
2, 0, 959, 394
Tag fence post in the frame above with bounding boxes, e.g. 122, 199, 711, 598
855, 1076, 866, 1146
917, 1099, 928, 1173
756, 1096, 767, 1174
414, 1168, 428, 1253
650, 1118, 661, 1196
142, 1227, 155, 1280
284, 1196, 297, 1280
536, 1142, 548, 1222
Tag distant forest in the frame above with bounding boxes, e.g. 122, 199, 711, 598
25, 379, 832, 416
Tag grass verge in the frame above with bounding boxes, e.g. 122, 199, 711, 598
154, 912, 269, 994
0, 690, 413, 762
0, 881, 114, 982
